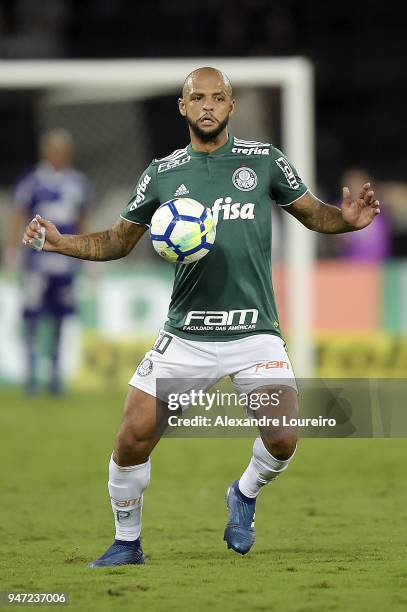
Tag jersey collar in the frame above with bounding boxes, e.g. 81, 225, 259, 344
187, 134, 234, 158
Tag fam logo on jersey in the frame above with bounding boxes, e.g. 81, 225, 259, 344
136, 357, 153, 377
129, 174, 152, 210
184, 308, 258, 332
232, 167, 257, 192
275, 157, 300, 190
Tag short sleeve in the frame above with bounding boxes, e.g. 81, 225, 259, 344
270, 148, 309, 207
120, 162, 159, 226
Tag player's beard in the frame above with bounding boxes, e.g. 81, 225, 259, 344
186, 114, 230, 142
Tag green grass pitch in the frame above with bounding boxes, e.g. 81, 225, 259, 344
1, 389, 406, 611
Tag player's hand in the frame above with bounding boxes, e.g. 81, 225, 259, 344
22, 214, 62, 252
341, 182, 381, 230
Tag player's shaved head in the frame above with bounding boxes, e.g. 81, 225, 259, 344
182, 67, 233, 99
179, 66, 235, 145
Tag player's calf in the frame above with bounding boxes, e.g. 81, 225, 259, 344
252, 383, 298, 461
240, 384, 298, 497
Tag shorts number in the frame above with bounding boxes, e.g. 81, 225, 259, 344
153, 332, 172, 355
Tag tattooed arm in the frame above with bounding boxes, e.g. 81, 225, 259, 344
285, 184, 380, 234
22, 214, 147, 261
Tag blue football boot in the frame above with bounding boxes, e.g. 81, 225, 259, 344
224, 481, 256, 555
89, 539, 145, 567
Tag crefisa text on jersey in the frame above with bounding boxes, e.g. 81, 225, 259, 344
212, 197, 255, 222
232, 146, 270, 156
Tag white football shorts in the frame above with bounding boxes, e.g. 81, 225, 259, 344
129, 330, 297, 404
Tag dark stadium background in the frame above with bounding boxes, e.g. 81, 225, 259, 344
0, 0, 406, 194
1, 3, 406, 611
1, 0, 406, 384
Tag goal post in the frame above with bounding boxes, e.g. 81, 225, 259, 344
0, 58, 315, 376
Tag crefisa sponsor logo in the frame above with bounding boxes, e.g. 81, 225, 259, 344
211, 197, 255, 222
129, 174, 152, 210
232, 146, 270, 156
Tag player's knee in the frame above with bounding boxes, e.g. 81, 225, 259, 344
117, 426, 151, 449
115, 430, 151, 465
263, 432, 297, 460
116, 418, 154, 458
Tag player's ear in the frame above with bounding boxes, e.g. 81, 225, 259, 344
178, 97, 186, 117
229, 98, 236, 116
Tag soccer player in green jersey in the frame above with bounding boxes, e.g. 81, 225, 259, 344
23, 67, 380, 566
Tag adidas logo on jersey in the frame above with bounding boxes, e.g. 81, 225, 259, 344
174, 184, 190, 197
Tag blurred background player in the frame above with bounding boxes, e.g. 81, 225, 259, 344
6, 128, 93, 394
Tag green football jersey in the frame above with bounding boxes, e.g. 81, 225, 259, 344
121, 134, 309, 342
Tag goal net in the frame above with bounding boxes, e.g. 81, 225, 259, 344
0, 58, 315, 385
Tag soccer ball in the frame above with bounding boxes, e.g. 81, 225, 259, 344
150, 198, 216, 264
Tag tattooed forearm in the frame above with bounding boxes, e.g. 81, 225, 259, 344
288, 193, 354, 234
310, 202, 352, 234
58, 229, 123, 260
57, 219, 147, 261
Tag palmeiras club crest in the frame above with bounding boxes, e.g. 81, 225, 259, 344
232, 167, 257, 191
137, 357, 153, 377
